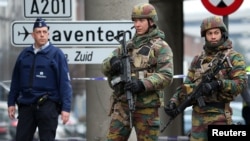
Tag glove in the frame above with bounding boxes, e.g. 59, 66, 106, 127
164, 101, 179, 118
202, 80, 221, 96
124, 79, 145, 94
110, 56, 122, 75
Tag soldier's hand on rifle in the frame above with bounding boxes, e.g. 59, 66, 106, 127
202, 80, 222, 95
164, 101, 178, 118
110, 56, 122, 75
125, 79, 145, 94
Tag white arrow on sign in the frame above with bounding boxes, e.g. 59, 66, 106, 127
11, 21, 134, 47
61, 48, 115, 64
24, 0, 72, 18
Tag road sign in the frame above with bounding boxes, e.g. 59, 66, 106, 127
201, 0, 243, 16
24, 0, 72, 18
11, 21, 134, 47
61, 48, 114, 64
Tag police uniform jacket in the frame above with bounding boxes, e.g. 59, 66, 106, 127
8, 42, 72, 112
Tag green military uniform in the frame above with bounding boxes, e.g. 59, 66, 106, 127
168, 16, 247, 141
101, 3, 173, 141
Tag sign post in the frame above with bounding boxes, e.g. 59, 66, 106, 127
24, 0, 72, 18
201, 0, 243, 16
201, 0, 243, 31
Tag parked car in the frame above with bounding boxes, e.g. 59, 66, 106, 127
183, 101, 245, 135
9, 117, 17, 139
56, 113, 86, 139
0, 101, 10, 140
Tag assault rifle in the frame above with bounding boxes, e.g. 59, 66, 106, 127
161, 52, 231, 132
114, 31, 135, 128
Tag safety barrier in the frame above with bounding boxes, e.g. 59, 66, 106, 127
159, 136, 190, 141
72, 74, 187, 81
72, 72, 250, 81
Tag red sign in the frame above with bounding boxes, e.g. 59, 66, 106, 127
201, 0, 243, 16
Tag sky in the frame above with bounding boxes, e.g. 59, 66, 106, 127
183, 0, 250, 37
184, 0, 250, 14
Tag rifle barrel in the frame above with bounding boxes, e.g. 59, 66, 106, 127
160, 117, 173, 133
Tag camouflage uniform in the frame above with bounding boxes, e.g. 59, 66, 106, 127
169, 16, 247, 141
241, 66, 250, 125
101, 3, 173, 141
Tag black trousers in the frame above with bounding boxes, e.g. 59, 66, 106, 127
242, 106, 250, 125
16, 100, 59, 141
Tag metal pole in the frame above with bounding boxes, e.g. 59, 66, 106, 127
223, 15, 229, 32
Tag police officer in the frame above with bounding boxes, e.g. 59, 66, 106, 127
164, 16, 247, 141
241, 66, 250, 125
101, 3, 174, 141
7, 18, 72, 141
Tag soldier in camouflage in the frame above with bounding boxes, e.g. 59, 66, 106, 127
101, 3, 174, 141
241, 66, 250, 125
164, 16, 247, 141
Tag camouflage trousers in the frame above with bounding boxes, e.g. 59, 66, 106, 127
190, 110, 231, 141
107, 102, 160, 141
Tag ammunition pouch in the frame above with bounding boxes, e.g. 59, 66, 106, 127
110, 102, 129, 126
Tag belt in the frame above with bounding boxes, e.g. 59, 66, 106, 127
18, 96, 50, 109
205, 102, 225, 109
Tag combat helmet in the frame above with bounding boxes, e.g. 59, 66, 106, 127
200, 16, 227, 37
131, 3, 158, 22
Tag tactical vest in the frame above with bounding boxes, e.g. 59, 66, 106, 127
112, 40, 158, 98
188, 48, 236, 105
130, 42, 155, 79
191, 49, 234, 124
109, 39, 162, 123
